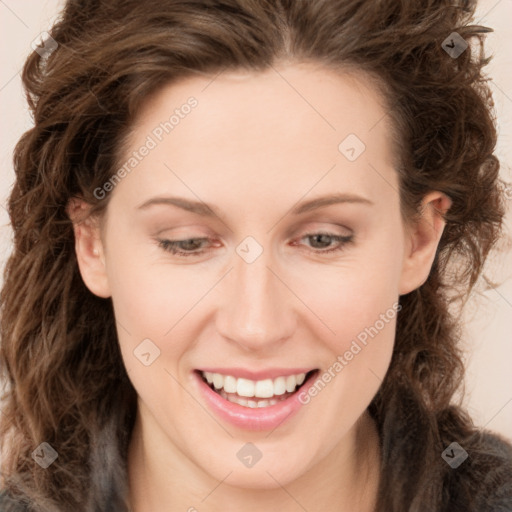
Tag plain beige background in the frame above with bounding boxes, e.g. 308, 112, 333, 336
0, 0, 511, 443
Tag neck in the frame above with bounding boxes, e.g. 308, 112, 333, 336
127, 408, 380, 512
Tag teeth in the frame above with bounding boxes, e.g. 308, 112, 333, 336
212, 373, 223, 390
255, 379, 274, 398
237, 378, 255, 397
224, 375, 237, 394
285, 375, 297, 392
202, 371, 308, 399
218, 387, 289, 408
273, 376, 287, 395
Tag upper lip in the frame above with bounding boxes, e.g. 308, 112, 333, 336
196, 367, 317, 380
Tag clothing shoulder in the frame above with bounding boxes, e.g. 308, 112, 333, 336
446, 430, 512, 511
0, 490, 30, 512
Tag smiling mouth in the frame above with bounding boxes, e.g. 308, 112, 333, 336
196, 369, 319, 408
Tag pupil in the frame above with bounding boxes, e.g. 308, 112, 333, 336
312, 234, 330, 247
183, 239, 200, 249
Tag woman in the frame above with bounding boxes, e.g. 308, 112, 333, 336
1, 0, 511, 510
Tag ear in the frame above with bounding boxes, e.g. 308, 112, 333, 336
66, 197, 111, 298
398, 191, 452, 295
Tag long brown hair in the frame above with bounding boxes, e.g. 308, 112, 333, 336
1, 1, 508, 510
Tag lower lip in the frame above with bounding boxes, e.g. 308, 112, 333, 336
193, 371, 318, 431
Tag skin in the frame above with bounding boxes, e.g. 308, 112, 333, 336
68, 61, 451, 512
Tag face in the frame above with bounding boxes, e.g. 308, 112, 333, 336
71, 61, 448, 489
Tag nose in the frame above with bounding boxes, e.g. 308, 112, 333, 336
215, 238, 296, 353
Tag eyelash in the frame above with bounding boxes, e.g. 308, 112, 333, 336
157, 232, 354, 258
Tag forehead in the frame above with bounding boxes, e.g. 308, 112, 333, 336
112, 62, 398, 212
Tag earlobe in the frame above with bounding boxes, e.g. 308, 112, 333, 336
66, 198, 111, 298
398, 191, 452, 295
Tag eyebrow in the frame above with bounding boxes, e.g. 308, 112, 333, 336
137, 193, 374, 217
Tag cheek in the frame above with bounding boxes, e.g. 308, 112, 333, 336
105, 230, 191, 328
105, 216, 403, 360
307, 286, 398, 429
104, 237, 202, 371
293, 251, 402, 350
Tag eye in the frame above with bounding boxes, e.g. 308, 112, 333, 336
157, 231, 354, 258
157, 237, 213, 257
296, 232, 354, 254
